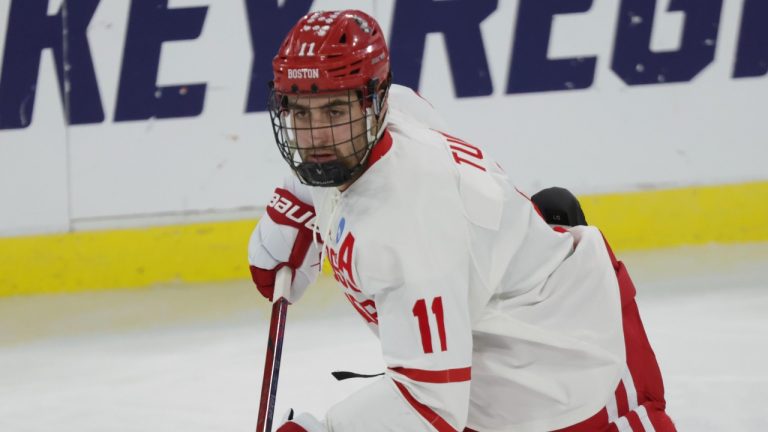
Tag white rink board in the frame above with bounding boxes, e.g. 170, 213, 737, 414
0, 0, 766, 236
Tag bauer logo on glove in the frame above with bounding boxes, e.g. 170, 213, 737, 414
268, 189, 318, 232
248, 185, 323, 304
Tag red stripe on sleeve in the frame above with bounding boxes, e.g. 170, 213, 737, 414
393, 380, 458, 432
389, 366, 471, 384
625, 411, 645, 431
615, 380, 629, 417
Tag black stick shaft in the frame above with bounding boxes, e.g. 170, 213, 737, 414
264, 298, 288, 432
256, 268, 292, 432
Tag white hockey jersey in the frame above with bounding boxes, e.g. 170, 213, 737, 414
251, 85, 626, 432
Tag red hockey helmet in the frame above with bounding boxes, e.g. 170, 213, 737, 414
268, 10, 391, 187
272, 10, 389, 94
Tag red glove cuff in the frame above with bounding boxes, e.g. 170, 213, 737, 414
250, 264, 291, 301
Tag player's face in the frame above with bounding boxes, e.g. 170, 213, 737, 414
285, 91, 369, 171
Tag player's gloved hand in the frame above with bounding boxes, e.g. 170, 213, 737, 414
248, 185, 321, 303
276, 409, 326, 432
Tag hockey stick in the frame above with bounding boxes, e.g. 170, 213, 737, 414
256, 266, 292, 432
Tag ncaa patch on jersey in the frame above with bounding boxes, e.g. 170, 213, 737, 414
336, 217, 346, 245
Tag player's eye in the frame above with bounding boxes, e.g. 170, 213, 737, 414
292, 109, 309, 119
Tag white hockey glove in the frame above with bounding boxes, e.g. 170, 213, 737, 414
276, 410, 326, 432
248, 184, 321, 303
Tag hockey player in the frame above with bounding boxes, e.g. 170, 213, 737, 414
249, 10, 675, 432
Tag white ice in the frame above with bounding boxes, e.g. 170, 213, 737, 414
1, 243, 767, 431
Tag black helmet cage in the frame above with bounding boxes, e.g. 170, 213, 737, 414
268, 78, 390, 187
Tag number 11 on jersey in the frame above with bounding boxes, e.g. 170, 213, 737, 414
412, 297, 447, 354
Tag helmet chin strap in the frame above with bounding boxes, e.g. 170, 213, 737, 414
359, 105, 388, 166
368, 106, 388, 144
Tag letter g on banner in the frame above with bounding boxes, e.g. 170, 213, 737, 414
612, 0, 723, 85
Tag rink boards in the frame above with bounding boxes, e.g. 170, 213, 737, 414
1, 0, 767, 295
2, 180, 767, 296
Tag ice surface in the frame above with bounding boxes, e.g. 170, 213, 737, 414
1, 243, 767, 431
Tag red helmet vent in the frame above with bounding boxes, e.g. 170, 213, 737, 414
271, 10, 390, 94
